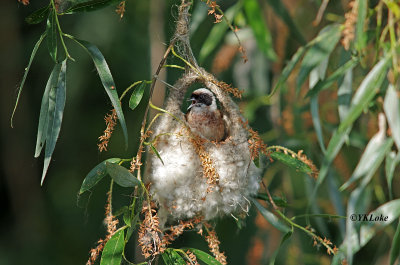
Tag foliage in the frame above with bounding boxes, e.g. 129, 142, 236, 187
13, 0, 400, 264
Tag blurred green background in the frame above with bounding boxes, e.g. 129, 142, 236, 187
1, 0, 399, 264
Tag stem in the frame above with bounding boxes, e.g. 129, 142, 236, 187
171, 46, 201, 75
275, 209, 335, 252
108, 180, 114, 215
134, 43, 175, 181
51, 0, 74, 61
120, 80, 153, 101
149, 101, 186, 126
163, 64, 185, 70
291, 214, 346, 220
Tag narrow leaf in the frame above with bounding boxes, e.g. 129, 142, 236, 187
106, 162, 141, 188
100, 229, 125, 265
72, 38, 128, 148
268, 46, 307, 98
256, 193, 288, 208
161, 249, 186, 265
359, 199, 400, 248
269, 230, 292, 265
310, 96, 326, 153
384, 85, 400, 149
252, 198, 290, 233
296, 24, 341, 90
316, 127, 351, 187
265, 0, 306, 45
306, 58, 358, 98
355, 0, 367, 51
161, 251, 174, 265
199, 3, 240, 63
25, 5, 50, 24
244, 0, 277, 60
338, 68, 353, 122
187, 248, 222, 265
129, 82, 146, 110
46, 11, 57, 62
309, 58, 328, 153
79, 158, 121, 194
35, 63, 62, 157
390, 220, 400, 265
270, 151, 312, 175
11, 32, 46, 127
340, 136, 393, 191
41, 59, 67, 185
338, 56, 390, 133
150, 144, 164, 165
63, 0, 121, 14
385, 151, 400, 200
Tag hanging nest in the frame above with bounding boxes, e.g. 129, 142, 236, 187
145, 0, 260, 225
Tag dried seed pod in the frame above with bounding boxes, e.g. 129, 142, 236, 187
146, 69, 260, 225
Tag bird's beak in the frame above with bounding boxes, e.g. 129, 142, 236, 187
187, 98, 196, 110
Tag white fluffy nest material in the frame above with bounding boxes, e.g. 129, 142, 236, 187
146, 70, 260, 225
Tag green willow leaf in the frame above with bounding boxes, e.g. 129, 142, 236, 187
360, 199, 400, 248
11, 32, 46, 127
270, 151, 312, 175
343, 199, 400, 263
269, 230, 293, 265
129, 82, 146, 110
100, 228, 125, 265
338, 56, 390, 133
79, 158, 121, 194
355, 0, 367, 51
150, 144, 164, 165
105, 162, 141, 188
310, 95, 326, 153
309, 58, 328, 153
306, 58, 358, 98
384, 85, 400, 149
390, 220, 400, 265
385, 151, 400, 200
256, 193, 288, 208
71, 37, 129, 148
161, 249, 186, 265
46, 11, 58, 62
337, 68, 353, 122
268, 46, 307, 99
316, 127, 351, 187
35, 63, 62, 158
316, 55, 391, 187
340, 136, 394, 191
244, 0, 277, 60
41, 59, 67, 185
186, 248, 222, 265
265, 0, 305, 45
252, 198, 290, 233
63, 0, 120, 14
25, 5, 50, 24
199, 3, 240, 63
296, 24, 341, 91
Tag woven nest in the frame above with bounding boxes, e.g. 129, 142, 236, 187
146, 69, 260, 225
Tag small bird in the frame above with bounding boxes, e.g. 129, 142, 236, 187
185, 88, 225, 142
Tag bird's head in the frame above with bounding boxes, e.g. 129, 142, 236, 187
187, 88, 217, 112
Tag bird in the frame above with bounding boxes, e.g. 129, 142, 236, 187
185, 88, 226, 142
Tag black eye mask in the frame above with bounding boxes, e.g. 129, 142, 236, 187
191, 93, 212, 106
